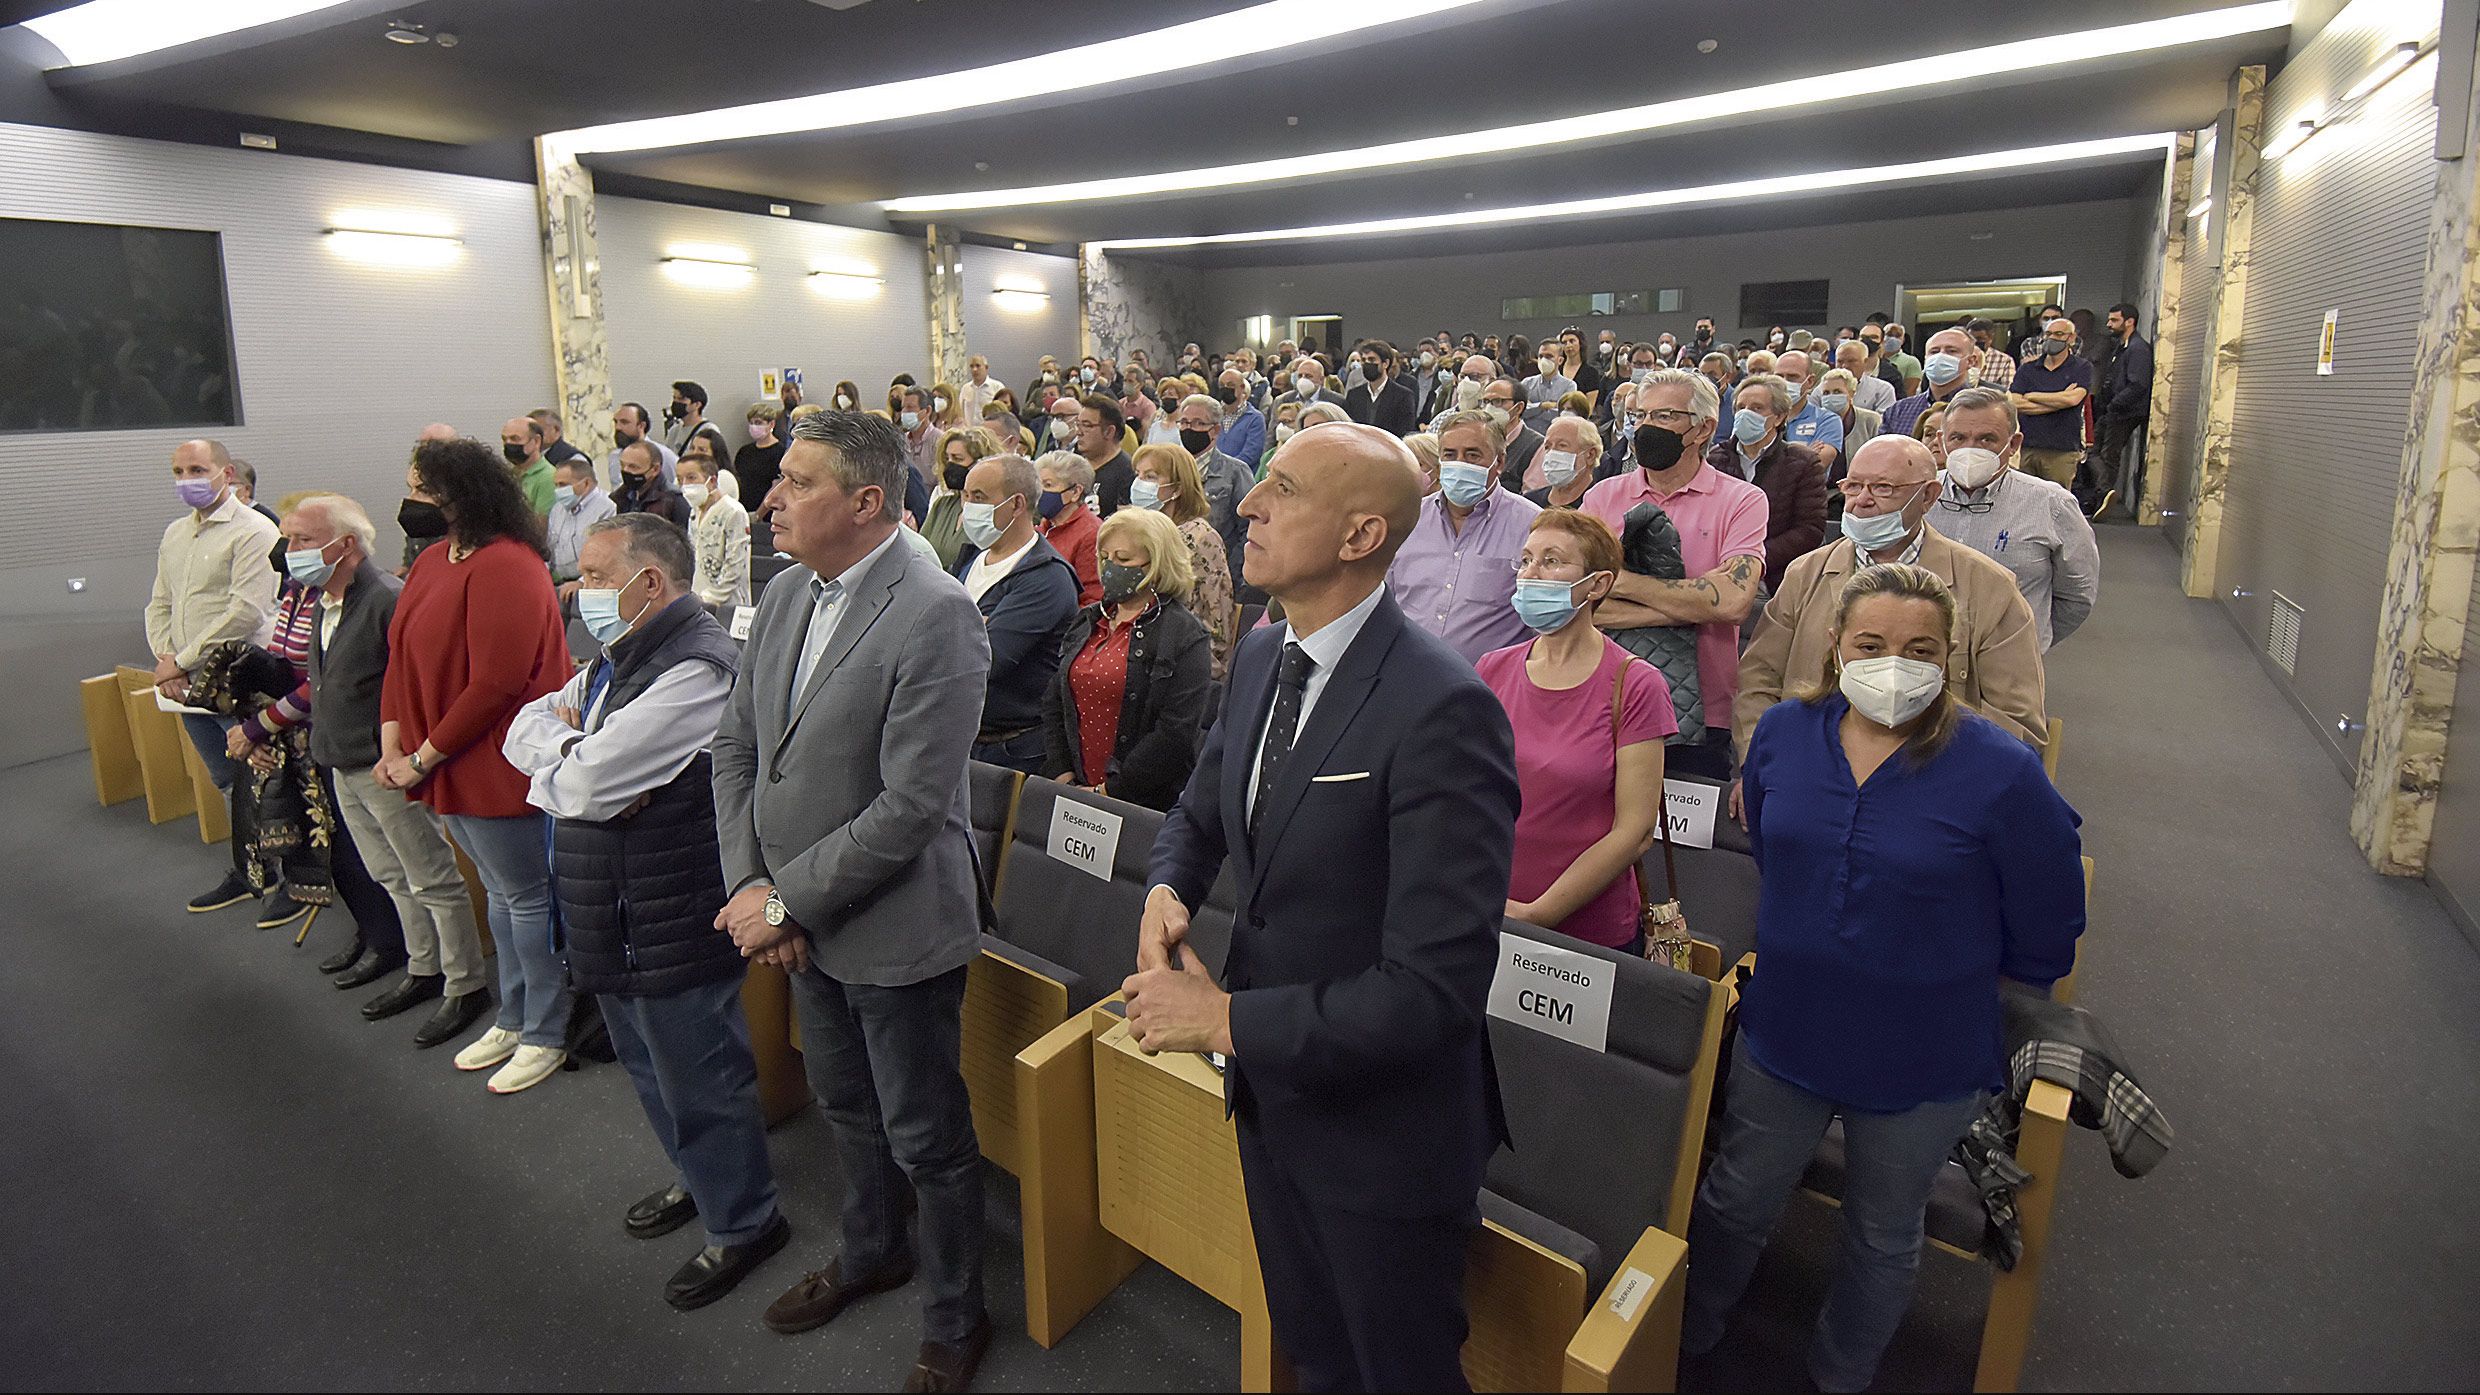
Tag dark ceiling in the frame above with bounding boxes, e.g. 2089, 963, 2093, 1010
6, 0, 2282, 259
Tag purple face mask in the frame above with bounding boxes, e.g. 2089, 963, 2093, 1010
176, 476, 222, 509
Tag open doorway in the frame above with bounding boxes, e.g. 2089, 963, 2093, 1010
1895, 276, 2067, 354
1288, 314, 1344, 361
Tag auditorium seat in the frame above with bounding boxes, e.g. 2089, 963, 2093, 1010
962, 777, 1161, 1176
1638, 774, 1760, 972
1463, 922, 1727, 1392
967, 760, 1024, 895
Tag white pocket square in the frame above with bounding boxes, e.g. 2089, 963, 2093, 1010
1309, 771, 1372, 783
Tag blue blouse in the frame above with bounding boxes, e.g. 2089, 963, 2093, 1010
1739, 696, 2085, 1112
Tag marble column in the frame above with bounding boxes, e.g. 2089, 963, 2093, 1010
2182, 65, 2265, 599
2351, 54, 2480, 875
1078, 246, 1205, 370
924, 224, 969, 390
2138, 131, 2196, 527
533, 137, 614, 473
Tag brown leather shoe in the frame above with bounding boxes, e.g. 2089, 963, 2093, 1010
760, 1257, 913, 1335
903, 1311, 992, 1393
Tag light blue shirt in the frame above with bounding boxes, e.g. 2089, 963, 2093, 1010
787, 528, 904, 719
1784, 398, 1846, 457
546, 486, 615, 581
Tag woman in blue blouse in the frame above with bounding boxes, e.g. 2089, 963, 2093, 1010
1683, 562, 2084, 1392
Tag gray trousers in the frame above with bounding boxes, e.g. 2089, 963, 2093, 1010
330, 767, 489, 996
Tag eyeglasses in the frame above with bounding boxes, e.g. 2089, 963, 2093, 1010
1639, 408, 1695, 425
1837, 478, 1934, 501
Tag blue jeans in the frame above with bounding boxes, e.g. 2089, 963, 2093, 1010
442, 811, 571, 1049
603, 976, 780, 1247
970, 730, 1043, 774
181, 712, 240, 790
1683, 1042, 1983, 1393
787, 961, 984, 1343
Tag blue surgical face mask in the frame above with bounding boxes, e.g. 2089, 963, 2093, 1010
1129, 478, 1164, 510
1512, 575, 1598, 633
1732, 408, 1770, 445
577, 567, 652, 647
284, 539, 340, 587
1923, 352, 1964, 385
899, 410, 921, 431
961, 499, 1007, 549
1841, 486, 1927, 552
1438, 461, 1492, 506
1818, 392, 1850, 414
1783, 380, 1804, 408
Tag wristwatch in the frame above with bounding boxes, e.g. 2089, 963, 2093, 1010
407, 752, 428, 778
763, 888, 788, 927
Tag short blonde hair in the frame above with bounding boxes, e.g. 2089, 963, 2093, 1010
1819, 368, 1859, 393
938, 425, 1002, 468
1403, 432, 1442, 472
1097, 505, 1194, 604
1132, 441, 1210, 526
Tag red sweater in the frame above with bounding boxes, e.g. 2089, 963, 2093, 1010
1041, 504, 1102, 607
380, 537, 571, 818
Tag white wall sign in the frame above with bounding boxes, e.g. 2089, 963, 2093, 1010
1047, 797, 1123, 882
728, 605, 756, 640
1487, 934, 1615, 1052
1661, 778, 1721, 851
2317, 309, 2337, 376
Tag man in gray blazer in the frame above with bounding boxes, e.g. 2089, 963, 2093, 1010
710, 412, 997, 1391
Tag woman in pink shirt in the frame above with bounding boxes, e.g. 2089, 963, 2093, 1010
1476, 511, 1678, 953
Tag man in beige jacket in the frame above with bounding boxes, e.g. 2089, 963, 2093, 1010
1735, 435, 2049, 772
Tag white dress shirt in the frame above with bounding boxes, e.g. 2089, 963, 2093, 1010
790, 527, 905, 711
1246, 580, 1386, 819
503, 654, 733, 822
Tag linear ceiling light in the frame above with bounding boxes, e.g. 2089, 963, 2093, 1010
549, 0, 1492, 156
1089, 133, 2177, 250
886, 1, 2287, 212
324, 227, 462, 268
21, 0, 359, 69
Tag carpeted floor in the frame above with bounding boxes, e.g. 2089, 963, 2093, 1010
5, 525, 2477, 1392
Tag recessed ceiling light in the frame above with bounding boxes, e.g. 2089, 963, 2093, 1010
1088, 133, 2176, 250
1696, 38, 1718, 53
885, 1, 2286, 213
384, 26, 427, 44
549, 0, 1494, 154
974, 160, 990, 171
24, 0, 365, 68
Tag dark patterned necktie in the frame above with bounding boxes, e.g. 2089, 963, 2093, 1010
1249, 642, 1316, 843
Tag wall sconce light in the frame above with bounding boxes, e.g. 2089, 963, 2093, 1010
992, 284, 1052, 311
663, 251, 756, 288
809, 267, 887, 299
324, 226, 463, 267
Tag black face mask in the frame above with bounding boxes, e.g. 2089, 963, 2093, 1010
943, 463, 969, 491
619, 471, 650, 493
1179, 427, 1213, 455
501, 442, 528, 467
398, 497, 448, 540
1694, 328, 1714, 342
1214, 384, 1238, 405
267, 535, 291, 575
1633, 422, 1689, 473
663, 403, 686, 425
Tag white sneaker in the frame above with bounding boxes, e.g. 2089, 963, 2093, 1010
486, 1044, 568, 1095
453, 1027, 521, 1072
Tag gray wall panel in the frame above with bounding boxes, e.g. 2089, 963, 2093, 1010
2217, 6, 2440, 771
596, 196, 928, 459
958, 244, 1079, 393
0, 121, 553, 769
1191, 199, 2137, 350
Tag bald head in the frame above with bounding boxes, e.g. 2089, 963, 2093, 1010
1244, 421, 1423, 607
1775, 350, 1814, 386
1847, 433, 1937, 481
417, 422, 457, 444
172, 438, 231, 471
1299, 421, 1421, 558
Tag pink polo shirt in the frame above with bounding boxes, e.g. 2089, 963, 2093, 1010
1580, 462, 1769, 719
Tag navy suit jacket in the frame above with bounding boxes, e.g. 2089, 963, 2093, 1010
1148, 589, 1519, 1218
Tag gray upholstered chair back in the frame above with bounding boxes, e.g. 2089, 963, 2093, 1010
966, 760, 1022, 891
991, 776, 1165, 1008
1637, 775, 1761, 967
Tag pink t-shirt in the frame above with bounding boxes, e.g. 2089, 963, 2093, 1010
1579, 463, 1770, 721
1477, 637, 1681, 948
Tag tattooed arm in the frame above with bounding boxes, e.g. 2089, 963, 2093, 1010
1598, 552, 1762, 629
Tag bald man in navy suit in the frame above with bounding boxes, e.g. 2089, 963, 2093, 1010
1124, 422, 1520, 1392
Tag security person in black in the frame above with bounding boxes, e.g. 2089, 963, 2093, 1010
500, 513, 788, 1311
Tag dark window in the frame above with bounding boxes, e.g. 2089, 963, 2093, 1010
1739, 279, 1830, 326
0, 217, 240, 433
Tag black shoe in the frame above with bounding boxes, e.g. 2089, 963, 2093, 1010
627, 1184, 699, 1240
337, 950, 410, 993
363, 973, 443, 1022
186, 873, 254, 913
317, 943, 362, 975
255, 890, 311, 930
666, 1214, 792, 1312
411, 990, 491, 1049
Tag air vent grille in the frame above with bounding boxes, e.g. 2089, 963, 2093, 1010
2268, 592, 2304, 675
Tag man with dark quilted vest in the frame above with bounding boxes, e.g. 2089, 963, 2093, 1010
501, 513, 787, 1311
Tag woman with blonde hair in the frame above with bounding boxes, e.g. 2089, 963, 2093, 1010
1403, 431, 1443, 497
1684, 561, 2084, 1392
930, 380, 965, 432
1128, 441, 1235, 677
928, 426, 1001, 569
1037, 506, 1213, 809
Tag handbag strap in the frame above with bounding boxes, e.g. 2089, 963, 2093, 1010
1611, 656, 1681, 901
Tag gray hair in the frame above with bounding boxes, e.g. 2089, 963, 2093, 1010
1177, 392, 1221, 419
292, 493, 376, 555
982, 452, 1043, 508
1736, 372, 1792, 417
587, 512, 696, 589
1943, 385, 2020, 430
1300, 401, 1351, 427
1432, 408, 1506, 454
1035, 449, 1094, 496
790, 410, 906, 522
1639, 367, 1722, 426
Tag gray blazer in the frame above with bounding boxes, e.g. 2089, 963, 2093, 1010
711, 532, 993, 987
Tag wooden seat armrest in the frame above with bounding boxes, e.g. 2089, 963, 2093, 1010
1562, 1227, 1689, 1393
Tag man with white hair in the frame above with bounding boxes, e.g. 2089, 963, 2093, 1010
1272, 355, 1343, 414
1525, 413, 1608, 509
1833, 339, 1898, 415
